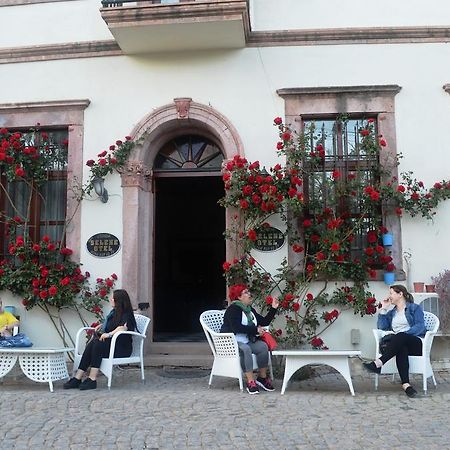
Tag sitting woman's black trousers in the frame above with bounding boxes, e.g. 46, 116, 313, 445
380, 332, 422, 384
78, 338, 131, 371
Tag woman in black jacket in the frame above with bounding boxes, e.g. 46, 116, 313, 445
221, 284, 279, 394
64, 289, 137, 390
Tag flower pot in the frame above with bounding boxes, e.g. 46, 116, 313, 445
413, 282, 425, 293
384, 272, 396, 285
382, 233, 393, 247
425, 284, 436, 293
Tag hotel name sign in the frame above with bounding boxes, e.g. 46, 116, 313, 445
254, 227, 285, 252
86, 233, 121, 258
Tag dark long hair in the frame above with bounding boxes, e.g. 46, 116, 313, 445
390, 284, 414, 303
110, 289, 136, 330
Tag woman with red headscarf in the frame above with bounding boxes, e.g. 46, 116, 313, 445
220, 284, 279, 394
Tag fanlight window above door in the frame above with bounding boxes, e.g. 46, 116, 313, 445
154, 135, 224, 172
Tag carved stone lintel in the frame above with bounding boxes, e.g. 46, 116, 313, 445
174, 97, 192, 119
120, 161, 152, 191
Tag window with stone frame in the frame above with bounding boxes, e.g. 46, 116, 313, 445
277, 85, 404, 280
301, 115, 384, 269
0, 128, 68, 258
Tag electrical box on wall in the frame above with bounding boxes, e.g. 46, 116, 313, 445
351, 328, 360, 345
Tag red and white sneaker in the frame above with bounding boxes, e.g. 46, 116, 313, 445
246, 379, 259, 394
256, 376, 275, 392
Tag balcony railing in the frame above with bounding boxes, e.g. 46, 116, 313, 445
102, 0, 197, 7
100, 0, 250, 53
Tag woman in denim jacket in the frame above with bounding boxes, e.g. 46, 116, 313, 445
363, 284, 425, 397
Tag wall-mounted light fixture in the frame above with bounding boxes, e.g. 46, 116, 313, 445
92, 177, 109, 203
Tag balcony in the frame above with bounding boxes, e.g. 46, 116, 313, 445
100, 0, 250, 54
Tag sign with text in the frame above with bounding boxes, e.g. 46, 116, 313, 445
86, 233, 121, 258
254, 227, 285, 252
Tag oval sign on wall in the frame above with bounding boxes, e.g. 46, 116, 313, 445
86, 233, 121, 258
254, 227, 285, 252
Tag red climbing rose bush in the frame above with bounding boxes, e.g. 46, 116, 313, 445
221, 117, 450, 349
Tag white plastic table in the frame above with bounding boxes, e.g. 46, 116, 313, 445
0, 347, 74, 392
272, 350, 361, 396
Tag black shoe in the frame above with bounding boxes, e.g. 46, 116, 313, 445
79, 378, 97, 390
363, 361, 381, 374
404, 386, 417, 398
256, 376, 275, 392
63, 377, 81, 389
246, 380, 259, 395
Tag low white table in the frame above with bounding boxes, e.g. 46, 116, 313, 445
272, 350, 361, 396
0, 347, 74, 392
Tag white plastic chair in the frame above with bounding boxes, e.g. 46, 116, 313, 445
73, 313, 150, 389
373, 311, 439, 393
199, 309, 273, 391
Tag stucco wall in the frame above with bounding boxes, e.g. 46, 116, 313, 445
0, 0, 449, 356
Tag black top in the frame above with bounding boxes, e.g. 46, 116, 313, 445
220, 303, 277, 340
105, 310, 137, 352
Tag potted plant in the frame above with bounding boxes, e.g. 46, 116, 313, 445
384, 263, 396, 285
432, 270, 450, 330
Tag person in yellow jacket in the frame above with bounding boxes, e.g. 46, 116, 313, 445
0, 299, 19, 337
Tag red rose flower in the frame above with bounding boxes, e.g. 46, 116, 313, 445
48, 286, 58, 296
39, 290, 48, 299
98, 150, 107, 157
222, 261, 231, 272
86, 159, 95, 167
273, 117, 283, 125
247, 229, 257, 241
379, 139, 387, 147
60, 276, 70, 286
311, 337, 324, 348
281, 132, 291, 141
330, 243, 340, 252
276, 142, 284, 150
292, 244, 304, 253
15, 166, 25, 177
292, 302, 300, 312
99, 158, 107, 166
111, 273, 117, 280
32, 244, 41, 252
239, 199, 249, 209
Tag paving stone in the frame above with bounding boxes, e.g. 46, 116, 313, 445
1, 366, 450, 448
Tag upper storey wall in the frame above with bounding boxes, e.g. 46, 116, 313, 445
1, 0, 450, 48
250, 0, 450, 30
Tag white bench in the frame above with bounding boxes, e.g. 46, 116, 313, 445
0, 347, 73, 392
272, 350, 361, 396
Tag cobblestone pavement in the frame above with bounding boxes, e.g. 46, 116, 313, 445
1, 362, 450, 450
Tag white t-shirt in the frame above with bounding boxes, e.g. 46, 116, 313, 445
391, 310, 410, 333
235, 311, 257, 344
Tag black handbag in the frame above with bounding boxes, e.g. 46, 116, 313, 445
379, 334, 393, 353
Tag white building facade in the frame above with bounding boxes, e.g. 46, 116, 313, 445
0, 0, 449, 362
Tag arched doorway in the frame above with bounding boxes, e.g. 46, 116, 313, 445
153, 135, 225, 341
121, 99, 244, 357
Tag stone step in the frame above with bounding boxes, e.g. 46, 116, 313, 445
147, 342, 211, 356
144, 353, 213, 368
